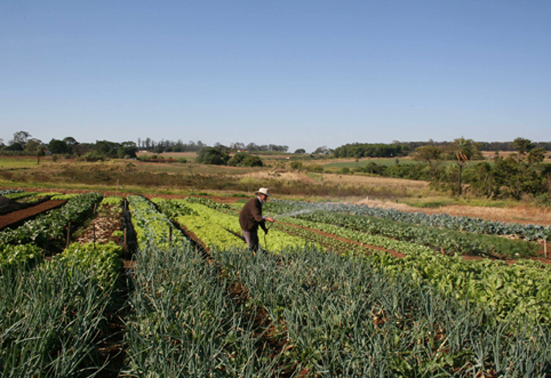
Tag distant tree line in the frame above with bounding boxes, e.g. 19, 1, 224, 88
347, 137, 551, 202
0, 131, 137, 160
332, 140, 551, 159
333, 143, 409, 158
137, 138, 288, 154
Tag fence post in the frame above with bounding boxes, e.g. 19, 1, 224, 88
93, 222, 96, 248
169, 226, 173, 246
123, 228, 127, 254
66, 222, 71, 249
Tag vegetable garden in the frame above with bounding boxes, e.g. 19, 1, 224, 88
1, 191, 550, 376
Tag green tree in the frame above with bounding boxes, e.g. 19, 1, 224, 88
411, 145, 442, 188
10, 131, 31, 147
25, 138, 43, 154
511, 137, 535, 163
450, 137, 477, 196
48, 139, 70, 154
227, 152, 263, 167
528, 147, 546, 164
196, 148, 229, 165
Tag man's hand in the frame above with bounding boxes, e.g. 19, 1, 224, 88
265, 217, 275, 223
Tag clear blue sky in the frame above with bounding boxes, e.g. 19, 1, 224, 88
1, 0, 549, 152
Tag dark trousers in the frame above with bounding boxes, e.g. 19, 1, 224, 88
241, 229, 259, 252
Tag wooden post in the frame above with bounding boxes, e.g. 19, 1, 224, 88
123, 228, 127, 254
93, 203, 97, 214
66, 222, 71, 249
441, 247, 445, 256
169, 226, 173, 246
93, 223, 96, 248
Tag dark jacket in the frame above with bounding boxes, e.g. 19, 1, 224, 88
239, 197, 267, 232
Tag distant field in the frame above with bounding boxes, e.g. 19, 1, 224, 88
0, 156, 45, 169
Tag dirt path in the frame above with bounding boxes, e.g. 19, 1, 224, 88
0, 200, 66, 230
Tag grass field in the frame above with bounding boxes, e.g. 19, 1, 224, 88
0, 156, 44, 169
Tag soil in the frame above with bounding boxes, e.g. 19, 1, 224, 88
74, 204, 123, 245
0, 200, 66, 230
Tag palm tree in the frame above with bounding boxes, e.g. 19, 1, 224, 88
451, 137, 476, 196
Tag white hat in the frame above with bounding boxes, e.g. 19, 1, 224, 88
255, 187, 270, 196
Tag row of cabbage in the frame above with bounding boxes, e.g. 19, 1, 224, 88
1, 193, 123, 376
267, 199, 551, 241
125, 195, 287, 376
267, 203, 540, 259
153, 197, 308, 251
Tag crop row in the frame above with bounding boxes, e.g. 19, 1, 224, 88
0, 241, 122, 376
0, 192, 103, 250
153, 198, 309, 252
125, 196, 285, 376
127, 195, 190, 251
270, 215, 551, 326
214, 246, 551, 377
266, 200, 551, 241
0, 189, 23, 196
167, 199, 551, 326
277, 207, 540, 258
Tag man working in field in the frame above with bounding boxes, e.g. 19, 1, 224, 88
239, 187, 274, 253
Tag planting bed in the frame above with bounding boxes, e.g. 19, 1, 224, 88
0, 200, 66, 230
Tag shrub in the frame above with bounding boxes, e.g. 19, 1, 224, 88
196, 148, 229, 165
307, 164, 324, 173
82, 151, 106, 162
290, 161, 303, 170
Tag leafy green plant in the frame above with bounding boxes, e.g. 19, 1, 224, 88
0, 192, 103, 250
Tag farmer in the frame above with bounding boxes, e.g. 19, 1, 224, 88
239, 187, 275, 252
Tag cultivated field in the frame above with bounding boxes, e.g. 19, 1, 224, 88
2, 188, 550, 376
